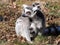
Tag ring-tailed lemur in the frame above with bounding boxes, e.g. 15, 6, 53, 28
15, 4, 33, 43
29, 2, 45, 39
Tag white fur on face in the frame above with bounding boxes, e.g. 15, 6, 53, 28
24, 8, 32, 16
32, 6, 39, 12
32, 2, 40, 12
22, 4, 33, 17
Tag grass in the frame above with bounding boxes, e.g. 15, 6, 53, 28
45, 1, 60, 16
0, 0, 60, 45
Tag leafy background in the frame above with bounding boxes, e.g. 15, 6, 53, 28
0, 0, 60, 45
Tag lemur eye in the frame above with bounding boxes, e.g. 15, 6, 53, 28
26, 11, 31, 15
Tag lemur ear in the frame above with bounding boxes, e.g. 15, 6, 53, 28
32, 3, 35, 7
22, 4, 28, 9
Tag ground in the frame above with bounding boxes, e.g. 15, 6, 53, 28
0, 0, 60, 45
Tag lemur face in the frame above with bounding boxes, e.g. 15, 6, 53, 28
32, 2, 41, 12
24, 8, 32, 16
22, 4, 32, 17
